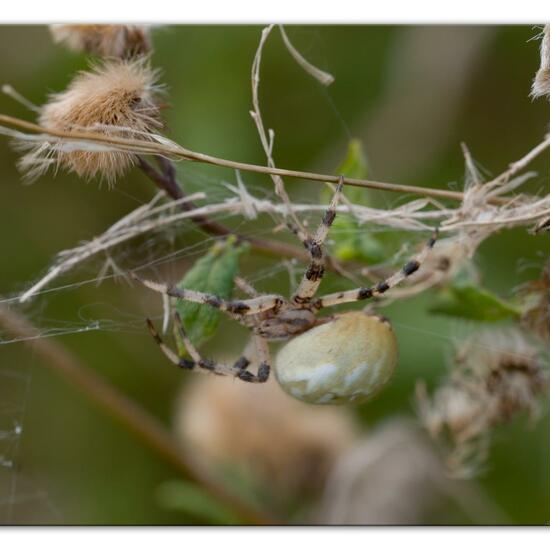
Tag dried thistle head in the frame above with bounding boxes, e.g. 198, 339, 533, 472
18, 58, 163, 184
50, 25, 151, 58
519, 261, 550, 343
417, 329, 548, 477
175, 375, 358, 499
532, 25, 550, 99
317, 419, 449, 525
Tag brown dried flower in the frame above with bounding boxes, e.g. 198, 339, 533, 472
50, 25, 151, 58
417, 329, 548, 478
175, 375, 358, 500
18, 58, 163, 184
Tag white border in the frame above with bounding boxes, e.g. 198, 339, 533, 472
0, 0, 549, 23
0, 527, 549, 550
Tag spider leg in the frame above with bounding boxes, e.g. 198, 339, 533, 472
145, 315, 270, 382
145, 318, 195, 370
251, 333, 272, 381
313, 228, 438, 309
172, 312, 270, 382
229, 277, 266, 329
132, 272, 283, 316
291, 176, 344, 304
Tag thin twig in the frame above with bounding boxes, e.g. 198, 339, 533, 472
250, 25, 305, 233
0, 305, 274, 525
0, 113, 501, 203
278, 25, 335, 86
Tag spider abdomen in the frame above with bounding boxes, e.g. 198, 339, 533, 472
274, 311, 397, 405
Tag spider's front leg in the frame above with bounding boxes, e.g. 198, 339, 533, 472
146, 313, 271, 383
290, 176, 344, 304
131, 272, 284, 317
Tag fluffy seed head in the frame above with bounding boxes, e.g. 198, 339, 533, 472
19, 59, 163, 184
417, 329, 548, 477
50, 25, 151, 58
532, 25, 550, 99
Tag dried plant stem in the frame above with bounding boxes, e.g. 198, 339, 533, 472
250, 25, 304, 233
0, 113, 493, 203
503, 133, 550, 181
0, 305, 273, 525
278, 25, 335, 86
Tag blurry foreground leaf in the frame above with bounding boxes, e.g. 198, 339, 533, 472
173, 236, 248, 352
321, 139, 384, 264
156, 480, 241, 524
429, 282, 520, 322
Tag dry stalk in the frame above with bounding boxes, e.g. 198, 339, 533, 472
0, 113, 492, 203
248, 25, 335, 235
250, 25, 303, 233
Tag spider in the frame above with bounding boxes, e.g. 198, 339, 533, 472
133, 176, 438, 404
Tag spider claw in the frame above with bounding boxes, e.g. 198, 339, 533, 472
237, 370, 255, 382
179, 358, 195, 370
257, 362, 270, 382
233, 357, 251, 371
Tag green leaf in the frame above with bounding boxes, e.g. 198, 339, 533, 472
321, 138, 369, 204
156, 480, 241, 524
429, 283, 521, 322
335, 138, 369, 180
173, 236, 248, 352
321, 139, 385, 264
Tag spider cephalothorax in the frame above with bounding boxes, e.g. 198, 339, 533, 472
133, 177, 437, 404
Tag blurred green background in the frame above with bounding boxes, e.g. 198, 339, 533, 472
0, 25, 549, 525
